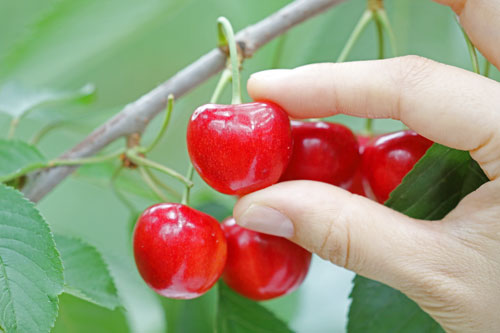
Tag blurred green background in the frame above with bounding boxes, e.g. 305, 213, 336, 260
0, 0, 497, 331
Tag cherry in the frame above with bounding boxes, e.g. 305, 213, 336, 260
187, 102, 292, 196
279, 120, 360, 188
362, 130, 433, 203
221, 217, 311, 301
347, 134, 371, 196
133, 203, 227, 299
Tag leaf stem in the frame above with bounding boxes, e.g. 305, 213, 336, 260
126, 151, 193, 188
217, 17, 242, 104
140, 94, 174, 154
336, 10, 373, 63
49, 149, 124, 167
7, 118, 20, 139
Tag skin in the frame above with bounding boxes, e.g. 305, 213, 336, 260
233, 1, 500, 331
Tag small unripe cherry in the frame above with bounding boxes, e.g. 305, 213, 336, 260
133, 203, 227, 299
221, 217, 311, 301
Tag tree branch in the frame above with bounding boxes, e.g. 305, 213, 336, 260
24, 0, 346, 202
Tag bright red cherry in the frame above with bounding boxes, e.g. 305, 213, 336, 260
187, 102, 292, 196
347, 134, 371, 196
221, 217, 311, 301
279, 120, 360, 188
133, 203, 227, 299
362, 130, 433, 203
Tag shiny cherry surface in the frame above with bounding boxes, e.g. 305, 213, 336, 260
279, 120, 360, 187
347, 134, 371, 196
221, 217, 311, 301
362, 130, 433, 203
187, 102, 292, 196
133, 203, 227, 299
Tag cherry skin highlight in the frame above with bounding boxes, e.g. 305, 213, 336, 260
133, 203, 227, 299
187, 102, 292, 196
362, 130, 433, 203
347, 134, 371, 196
279, 120, 360, 188
221, 217, 312, 301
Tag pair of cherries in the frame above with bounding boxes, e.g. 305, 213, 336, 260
187, 101, 432, 202
133, 203, 311, 301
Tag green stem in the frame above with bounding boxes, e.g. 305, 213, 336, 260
144, 167, 181, 200
483, 60, 491, 77
126, 151, 193, 187
457, 21, 480, 74
49, 149, 124, 167
374, 11, 384, 60
139, 166, 169, 202
217, 17, 242, 104
7, 118, 19, 139
375, 9, 397, 56
31, 121, 67, 145
271, 34, 287, 69
210, 69, 232, 104
111, 167, 137, 215
140, 94, 174, 154
0, 162, 49, 183
336, 10, 373, 63
181, 163, 195, 206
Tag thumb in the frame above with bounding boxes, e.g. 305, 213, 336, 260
233, 180, 447, 292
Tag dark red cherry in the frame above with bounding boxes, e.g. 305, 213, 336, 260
133, 203, 227, 299
221, 217, 311, 301
347, 134, 371, 196
362, 130, 433, 203
187, 102, 292, 196
279, 120, 360, 188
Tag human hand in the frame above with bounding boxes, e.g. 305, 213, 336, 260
234, 1, 500, 332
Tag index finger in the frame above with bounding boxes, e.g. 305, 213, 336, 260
247, 57, 500, 180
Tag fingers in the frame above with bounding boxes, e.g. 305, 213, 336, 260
433, 0, 500, 69
233, 181, 452, 292
247, 57, 500, 179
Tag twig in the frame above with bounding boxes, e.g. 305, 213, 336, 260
24, 0, 346, 202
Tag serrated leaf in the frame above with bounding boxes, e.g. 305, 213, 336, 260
0, 184, 64, 333
0, 139, 47, 182
54, 234, 121, 310
53, 293, 129, 333
0, 82, 95, 118
348, 144, 488, 332
217, 282, 293, 333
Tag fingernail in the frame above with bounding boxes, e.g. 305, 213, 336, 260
249, 69, 290, 81
236, 204, 294, 238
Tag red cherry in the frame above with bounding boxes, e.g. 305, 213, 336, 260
187, 102, 292, 196
133, 203, 227, 299
347, 134, 371, 196
362, 130, 433, 203
279, 120, 360, 188
221, 217, 311, 301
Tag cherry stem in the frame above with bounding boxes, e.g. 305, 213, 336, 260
181, 163, 195, 206
143, 167, 181, 200
374, 9, 397, 57
210, 69, 232, 104
139, 166, 169, 202
457, 19, 480, 74
336, 10, 373, 63
483, 60, 491, 77
217, 17, 242, 104
140, 94, 174, 154
126, 151, 193, 188
374, 11, 384, 60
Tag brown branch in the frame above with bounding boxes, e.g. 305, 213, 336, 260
24, 0, 346, 202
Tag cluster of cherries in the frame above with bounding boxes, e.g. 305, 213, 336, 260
133, 101, 432, 301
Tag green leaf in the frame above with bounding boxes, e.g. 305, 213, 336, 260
0, 82, 95, 118
53, 293, 129, 333
0, 139, 47, 182
348, 144, 489, 332
217, 282, 293, 333
54, 234, 121, 310
0, 184, 64, 333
